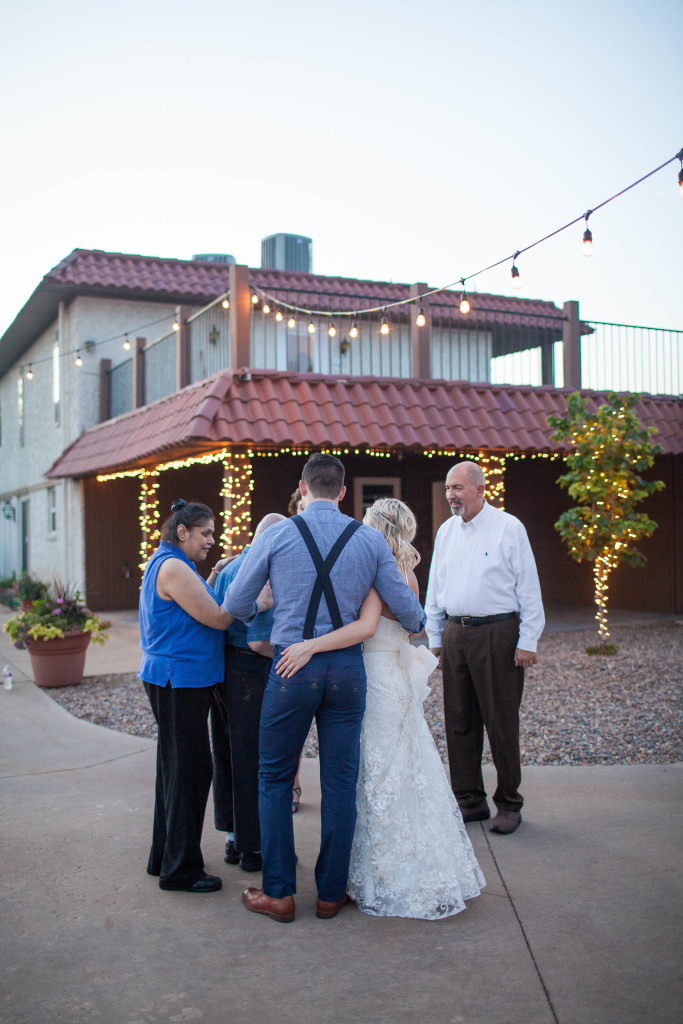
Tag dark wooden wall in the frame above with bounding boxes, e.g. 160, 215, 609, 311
84, 451, 681, 614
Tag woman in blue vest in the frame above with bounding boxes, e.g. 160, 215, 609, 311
139, 499, 270, 893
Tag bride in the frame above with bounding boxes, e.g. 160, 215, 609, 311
275, 498, 485, 919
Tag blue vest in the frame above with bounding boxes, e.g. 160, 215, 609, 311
138, 542, 224, 688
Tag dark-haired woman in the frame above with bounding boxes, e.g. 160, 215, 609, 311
139, 499, 270, 893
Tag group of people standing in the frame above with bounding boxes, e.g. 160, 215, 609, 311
138, 452, 544, 921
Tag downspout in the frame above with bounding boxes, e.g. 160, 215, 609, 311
58, 300, 72, 582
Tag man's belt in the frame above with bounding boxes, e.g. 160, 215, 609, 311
445, 611, 518, 628
226, 643, 272, 660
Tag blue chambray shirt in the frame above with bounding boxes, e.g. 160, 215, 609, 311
213, 546, 274, 648
223, 500, 426, 647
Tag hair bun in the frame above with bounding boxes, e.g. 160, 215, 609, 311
170, 498, 186, 511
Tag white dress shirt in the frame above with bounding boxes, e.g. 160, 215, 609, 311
425, 500, 545, 652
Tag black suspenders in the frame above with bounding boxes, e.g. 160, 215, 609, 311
291, 516, 362, 639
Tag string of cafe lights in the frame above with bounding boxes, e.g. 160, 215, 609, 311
250, 147, 683, 330
13, 147, 682, 378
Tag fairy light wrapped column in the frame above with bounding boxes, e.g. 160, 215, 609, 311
138, 471, 160, 571
220, 450, 254, 555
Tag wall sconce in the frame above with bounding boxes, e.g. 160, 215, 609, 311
2, 500, 16, 521
340, 338, 350, 355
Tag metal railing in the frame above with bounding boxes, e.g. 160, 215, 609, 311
189, 304, 231, 383
581, 321, 682, 396
144, 332, 176, 405
109, 358, 133, 417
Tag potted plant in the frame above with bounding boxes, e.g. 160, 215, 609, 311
2, 581, 111, 687
13, 572, 48, 611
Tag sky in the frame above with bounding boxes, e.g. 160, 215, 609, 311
1, 0, 681, 339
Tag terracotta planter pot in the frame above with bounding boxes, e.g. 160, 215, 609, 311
26, 631, 92, 688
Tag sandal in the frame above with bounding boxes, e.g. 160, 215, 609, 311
292, 786, 302, 814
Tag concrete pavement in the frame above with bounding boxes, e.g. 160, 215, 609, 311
1, 605, 681, 1023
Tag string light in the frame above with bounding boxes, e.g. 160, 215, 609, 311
416, 304, 426, 327
511, 259, 521, 290
25, 364, 34, 380
582, 211, 593, 256
349, 321, 359, 338
251, 293, 259, 305
221, 298, 230, 309
74, 350, 83, 366
380, 314, 390, 335
459, 284, 470, 315
123, 334, 131, 351
172, 320, 180, 332
328, 322, 337, 337
275, 309, 283, 322
307, 318, 316, 334
262, 302, 271, 314
288, 315, 296, 328
138, 472, 160, 571
678, 150, 683, 198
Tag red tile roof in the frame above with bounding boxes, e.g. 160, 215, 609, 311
46, 369, 683, 478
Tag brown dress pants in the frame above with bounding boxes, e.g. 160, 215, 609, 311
441, 614, 524, 813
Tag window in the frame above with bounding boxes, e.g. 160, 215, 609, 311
353, 477, 401, 521
47, 487, 57, 534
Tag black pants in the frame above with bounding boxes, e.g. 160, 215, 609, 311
212, 647, 271, 853
144, 680, 221, 884
441, 615, 525, 813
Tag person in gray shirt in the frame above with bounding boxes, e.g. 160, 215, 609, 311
222, 453, 425, 923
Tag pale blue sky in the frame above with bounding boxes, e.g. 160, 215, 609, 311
1, 0, 681, 337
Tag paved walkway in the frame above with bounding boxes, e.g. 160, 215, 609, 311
1, 605, 681, 1023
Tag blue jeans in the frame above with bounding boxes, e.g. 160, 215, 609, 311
258, 645, 366, 900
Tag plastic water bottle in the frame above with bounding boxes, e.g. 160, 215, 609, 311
3, 666, 12, 690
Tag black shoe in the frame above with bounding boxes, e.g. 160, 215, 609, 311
460, 801, 491, 823
159, 872, 222, 893
240, 851, 263, 873
225, 839, 240, 864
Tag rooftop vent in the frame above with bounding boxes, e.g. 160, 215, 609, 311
192, 253, 236, 264
261, 234, 312, 273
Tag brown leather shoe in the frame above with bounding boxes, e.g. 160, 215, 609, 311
460, 800, 491, 823
490, 810, 522, 834
316, 895, 353, 919
242, 887, 295, 923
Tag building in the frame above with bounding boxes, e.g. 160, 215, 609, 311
1, 247, 681, 614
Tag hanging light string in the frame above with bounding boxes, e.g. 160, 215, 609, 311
251, 146, 683, 319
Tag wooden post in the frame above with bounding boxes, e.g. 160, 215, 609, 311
99, 358, 111, 422
410, 282, 432, 379
133, 338, 146, 409
175, 305, 192, 390
562, 300, 581, 389
229, 264, 252, 369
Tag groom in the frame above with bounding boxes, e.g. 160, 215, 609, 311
223, 453, 426, 922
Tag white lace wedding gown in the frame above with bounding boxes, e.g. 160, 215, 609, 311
347, 616, 485, 919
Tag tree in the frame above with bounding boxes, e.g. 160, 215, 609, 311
547, 391, 664, 651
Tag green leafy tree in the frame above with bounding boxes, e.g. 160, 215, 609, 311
547, 392, 664, 651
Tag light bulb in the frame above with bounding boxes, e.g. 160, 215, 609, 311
288, 315, 296, 328
307, 319, 316, 334
511, 264, 521, 290
583, 227, 593, 256
221, 298, 230, 309
275, 310, 283, 322
251, 293, 259, 305
25, 364, 34, 380
263, 302, 271, 314
349, 321, 359, 339
459, 295, 470, 315
678, 166, 683, 199
172, 320, 180, 332
380, 316, 390, 335
416, 304, 426, 327
123, 336, 131, 351
75, 350, 83, 366
328, 322, 337, 337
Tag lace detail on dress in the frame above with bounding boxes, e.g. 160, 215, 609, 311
348, 617, 485, 919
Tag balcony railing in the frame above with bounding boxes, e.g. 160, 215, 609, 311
109, 357, 133, 417
581, 321, 682, 396
144, 332, 176, 405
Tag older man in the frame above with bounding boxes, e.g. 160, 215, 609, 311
425, 462, 544, 835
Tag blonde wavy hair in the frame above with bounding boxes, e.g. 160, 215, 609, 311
363, 498, 420, 576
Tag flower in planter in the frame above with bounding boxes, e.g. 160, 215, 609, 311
2, 581, 111, 650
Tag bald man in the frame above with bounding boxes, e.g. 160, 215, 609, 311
425, 463, 544, 835
210, 513, 285, 871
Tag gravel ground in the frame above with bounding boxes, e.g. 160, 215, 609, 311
45, 623, 682, 766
